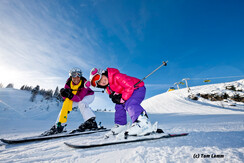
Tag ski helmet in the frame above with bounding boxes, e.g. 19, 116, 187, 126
69, 67, 82, 78
90, 68, 103, 87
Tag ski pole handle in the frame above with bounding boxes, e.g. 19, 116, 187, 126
134, 61, 168, 87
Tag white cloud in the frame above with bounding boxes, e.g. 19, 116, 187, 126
0, 1, 105, 89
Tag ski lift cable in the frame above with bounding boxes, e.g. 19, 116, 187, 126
189, 75, 244, 81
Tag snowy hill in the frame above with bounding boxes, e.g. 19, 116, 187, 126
0, 80, 244, 162
0, 88, 61, 120
0, 88, 114, 134
142, 79, 244, 114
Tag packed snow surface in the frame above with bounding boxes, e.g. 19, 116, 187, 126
0, 80, 244, 162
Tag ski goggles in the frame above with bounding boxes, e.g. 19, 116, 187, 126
70, 72, 81, 78
90, 68, 102, 87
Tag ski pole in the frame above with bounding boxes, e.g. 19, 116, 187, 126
69, 89, 104, 93
94, 90, 105, 93
134, 61, 168, 87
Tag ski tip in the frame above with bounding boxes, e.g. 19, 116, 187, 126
64, 142, 79, 149
169, 133, 189, 136
64, 142, 72, 147
180, 133, 189, 136
0, 139, 10, 144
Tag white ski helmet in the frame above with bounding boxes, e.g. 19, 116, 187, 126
69, 67, 82, 78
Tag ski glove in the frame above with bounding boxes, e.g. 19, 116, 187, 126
109, 93, 125, 104
60, 88, 74, 100
84, 81, 91, 89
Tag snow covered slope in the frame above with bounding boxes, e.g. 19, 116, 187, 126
142, 79, 244, 114
0, 88, 61, 119
0, 80, 244, 162
0, 88, 113, 134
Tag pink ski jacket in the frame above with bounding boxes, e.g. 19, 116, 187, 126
106, 68, 144, 101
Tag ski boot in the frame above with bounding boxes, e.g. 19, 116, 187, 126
41, 122, 66, 136
70, 117, 98, 133
125, 111, 154, 137
104, 123, 129, 139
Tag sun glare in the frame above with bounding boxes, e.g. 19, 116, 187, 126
0, 66, 22, 87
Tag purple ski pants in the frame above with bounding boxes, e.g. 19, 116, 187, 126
114, 86, 146, 125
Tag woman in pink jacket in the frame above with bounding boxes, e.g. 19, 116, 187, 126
90, 68, 153, 136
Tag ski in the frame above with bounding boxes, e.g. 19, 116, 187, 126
64, 133, 188, 149
0, 128, 110, 144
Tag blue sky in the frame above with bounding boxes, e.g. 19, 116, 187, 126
0, 0, 244, 109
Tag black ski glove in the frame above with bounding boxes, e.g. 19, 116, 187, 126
109, 93, 124, 104
60, 88, 74, 100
